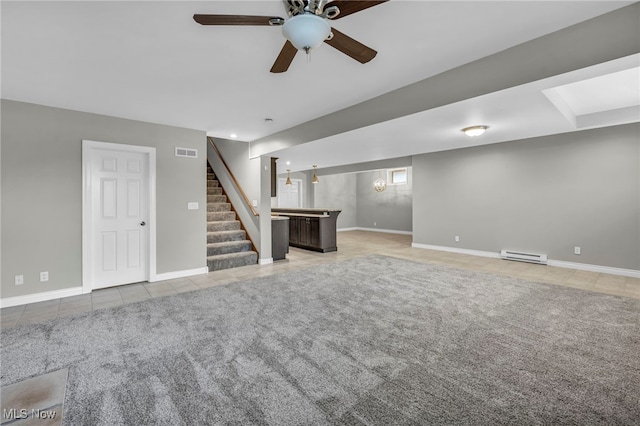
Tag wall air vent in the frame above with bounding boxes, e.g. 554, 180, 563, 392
175, 147, 198, 158
500, 250, 548, 265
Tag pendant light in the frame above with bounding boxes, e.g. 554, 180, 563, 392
374, 169, 386, 192
311, 165, 319, 184
285, 169, 292, 186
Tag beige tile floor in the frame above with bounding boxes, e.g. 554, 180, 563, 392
1, 231, 638, 330
0, 369, 67, 425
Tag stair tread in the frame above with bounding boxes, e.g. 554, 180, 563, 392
207, 220, 241, 232
207, 203, 231, 212
207, 212, 236, 219
207, 251, 257, 260
207, 240, 251, 247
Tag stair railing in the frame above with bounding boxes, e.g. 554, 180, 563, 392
207, 137, 260, 253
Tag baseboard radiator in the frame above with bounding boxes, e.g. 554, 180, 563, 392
500, 250, 548, 265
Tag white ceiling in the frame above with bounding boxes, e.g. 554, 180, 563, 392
549, 68, 639, 116
274, 57, 640, 172
2, 1, 637, 174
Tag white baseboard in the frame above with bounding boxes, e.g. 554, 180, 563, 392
1, 286, 84, 309
411, 243, 640, 278
412, 243, 500, 259
151, 266, 209, 282
1, 267, 211, 308
342, 227, 413, 235
547, 260, 640, 278
259, 257, 274, 265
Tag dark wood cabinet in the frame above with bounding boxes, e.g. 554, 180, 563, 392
273, 209, 341, 253
297, 217, 309, 246
298, 217, 320, 247
309, 218, 321, 247
271, 216, 289, 261
289, 215, 300, 245
270, 157, 278, 197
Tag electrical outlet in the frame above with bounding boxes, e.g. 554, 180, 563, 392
574, 246, 581, 255
15, 275, 24, 286
455, 236, 460, 242
374, 222, 377, 227
40, 271, 49, 282
252, 200, 258, 207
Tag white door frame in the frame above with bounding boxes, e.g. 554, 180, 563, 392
82, 140, 157, 293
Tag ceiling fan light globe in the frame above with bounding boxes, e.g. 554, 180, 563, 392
282, 14, 331, 51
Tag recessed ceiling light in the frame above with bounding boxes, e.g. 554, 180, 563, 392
286, 161, 290, 165
230, 133, 237, 138
462, 125, 489, 137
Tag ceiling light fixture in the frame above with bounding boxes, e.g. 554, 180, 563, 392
285, 169, 292, 186
230, 133, 237, 138
282, 14, 331, 54
462, 125, 489, 137
374, 169, 386, 192
311, 165, 319, 184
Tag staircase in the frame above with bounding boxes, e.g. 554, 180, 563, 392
207, 164, 258, 271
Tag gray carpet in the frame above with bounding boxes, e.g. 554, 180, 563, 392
1, 255, 639, 425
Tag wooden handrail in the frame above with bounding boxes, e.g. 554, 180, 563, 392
207, 137, 259, 216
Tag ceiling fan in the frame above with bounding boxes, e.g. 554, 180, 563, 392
193, 0, 388, 73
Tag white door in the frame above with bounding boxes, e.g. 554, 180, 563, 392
85, 144, 151, 289
278, 178, 303, 208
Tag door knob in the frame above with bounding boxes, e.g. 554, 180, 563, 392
140, 221, 146, 226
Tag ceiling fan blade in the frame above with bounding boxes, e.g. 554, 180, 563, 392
326, 1, 388, 19
325, 28, 377, 64
271, 41, 298, 73
193, 14, 283, 26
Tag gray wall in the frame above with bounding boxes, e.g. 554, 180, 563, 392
211, 138, 261, 209
311, 168, 413, 232
1, 100, 206, 298
313, 173, 357, 229
296, 171, 315, 208
412, 123, 640, 270
319, 156, 412, 177
356, 169, 413, 232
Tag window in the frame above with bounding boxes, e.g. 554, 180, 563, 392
389, 168, 408, 185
